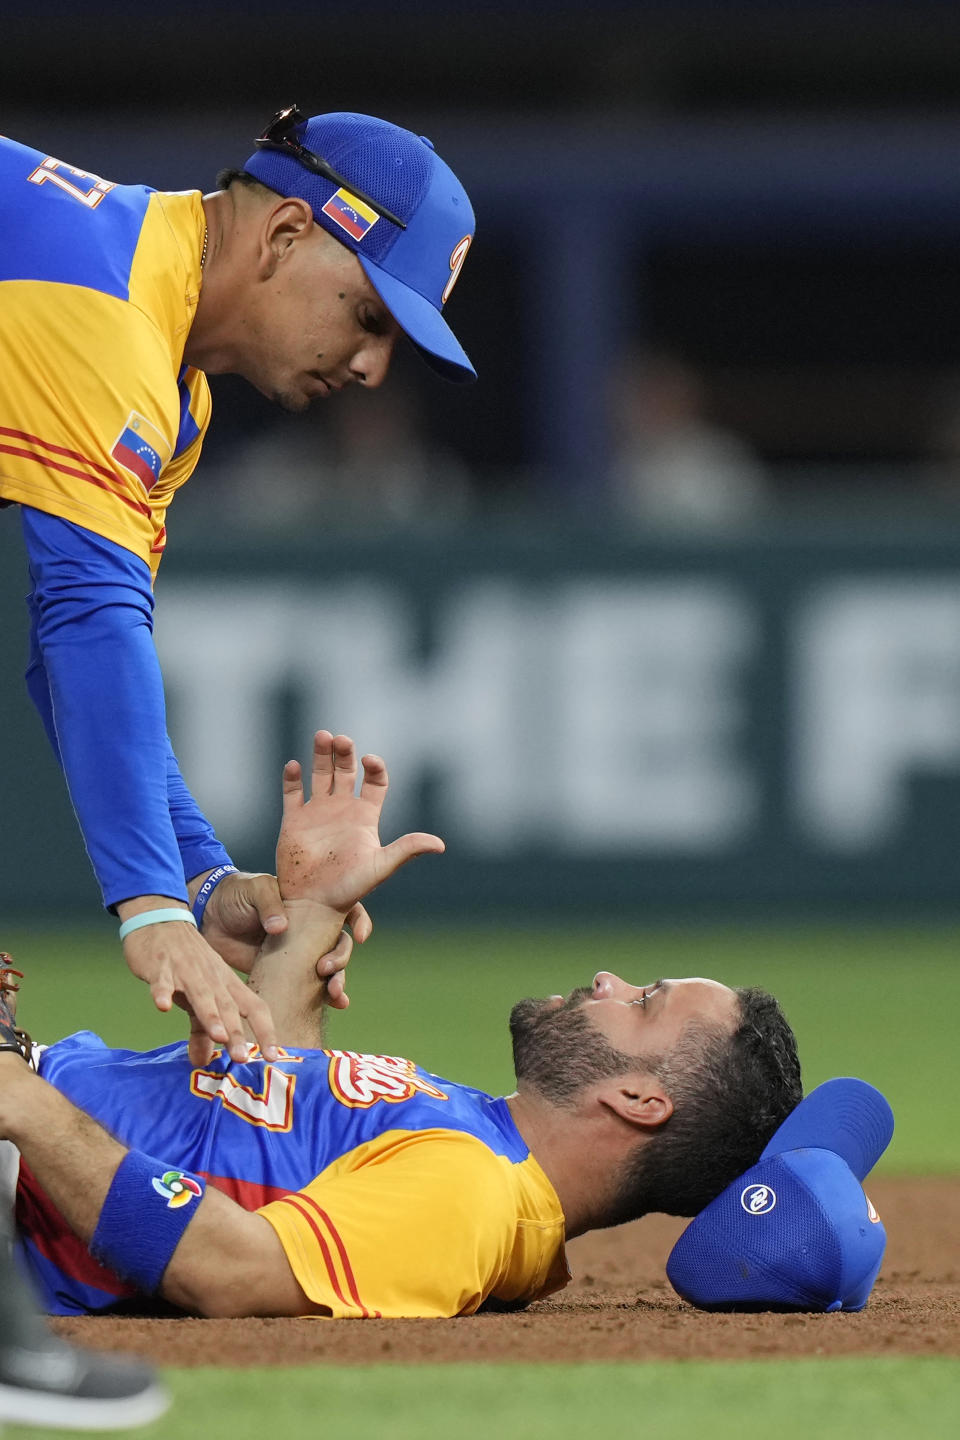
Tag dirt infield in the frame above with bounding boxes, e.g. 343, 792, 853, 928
51, 1178, 959, 1366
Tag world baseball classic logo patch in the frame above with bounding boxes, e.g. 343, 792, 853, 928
740, 1183, 777, 1215
151, 1169, 203, 1209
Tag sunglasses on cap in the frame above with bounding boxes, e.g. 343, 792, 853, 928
253, 105, 407, 230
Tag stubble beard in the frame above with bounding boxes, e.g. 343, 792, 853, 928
509, 991, 643, 1107
271, 386, 310, 414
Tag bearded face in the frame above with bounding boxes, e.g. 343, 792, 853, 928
509, 989, 646, 1107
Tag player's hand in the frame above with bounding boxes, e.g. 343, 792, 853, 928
196, 870, 373, 979
121, 917, 280, 1066
195, 871, 287, 973
276, 731, 445, 913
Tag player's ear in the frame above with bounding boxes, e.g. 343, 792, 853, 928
600, 1074, 673, 1131
257, 197, 314, 274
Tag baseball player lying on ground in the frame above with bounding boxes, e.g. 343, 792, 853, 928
0, 733, 801, 1320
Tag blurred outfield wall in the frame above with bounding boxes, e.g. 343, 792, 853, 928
4, 518, 960, 918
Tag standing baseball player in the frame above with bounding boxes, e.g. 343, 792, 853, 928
0, 105, 475, 1407
0, 106, 476, 1059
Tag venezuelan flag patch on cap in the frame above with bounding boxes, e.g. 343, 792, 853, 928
321, 187, 380, 241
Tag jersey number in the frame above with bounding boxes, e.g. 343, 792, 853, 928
27, 157, 116, 209
191, 1065, 297, 1132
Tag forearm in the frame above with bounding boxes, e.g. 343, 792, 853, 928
162, 1194, 310, 1317
246, 899, 347, 1047
0, 1058, 311, 1318
21, 509, 187, 906
0, 1062, 125, 1239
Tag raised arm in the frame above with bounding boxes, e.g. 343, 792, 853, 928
20, 508, 281, 1066
246, 731, 444, 1044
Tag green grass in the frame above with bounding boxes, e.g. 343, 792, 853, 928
2, 923, 956, 1436
4, 920, 956, 1172
4, 1359, 959, 1440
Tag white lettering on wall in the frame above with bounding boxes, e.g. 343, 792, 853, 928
156, 578, 757, 855
550, 581, 757, 848
793, 581, 960, 848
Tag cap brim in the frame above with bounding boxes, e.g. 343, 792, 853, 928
760, 1077, 894, 1181
359, 256, 476, 384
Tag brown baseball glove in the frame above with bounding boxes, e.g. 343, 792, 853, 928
0, 952, 32, 1060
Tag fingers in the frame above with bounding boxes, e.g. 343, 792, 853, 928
330, 732, 358, 795
311, 729, 357, 795
310, 729, 335, 794
247, 872, 288, 936
346, 901, 373, 945
178, 971, 243, 1060
201, 971, 279, 1065
310, 730, 361, 798
325, 971, 350, 1009
359, 752, 388, 809
127, 927, 280, 1066
381, 833, 446, 880
188, 1034, 217, 1067
316, 927, 353, 977
305, 732, 376, 802
236, 982, 280, 1065
150, 979, 174, 1013
187, 1014, 217, 1068
148, 971, 230, 1049
316, 928, 354, 1009
179, 979, 280, 1068
281, 758, 304, 816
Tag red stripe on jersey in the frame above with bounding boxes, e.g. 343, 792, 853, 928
0, 425, 119, 483
0, 442, 152, 517
203, 1172, 292, 1211
15, 1159, 136, 1299
292, 1193, 375, 1318
274, 1194, 356, 1313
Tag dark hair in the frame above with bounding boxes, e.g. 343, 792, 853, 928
605, 986, 802, 1226
215, 167, 276, 193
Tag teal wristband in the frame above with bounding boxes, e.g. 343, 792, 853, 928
118, 908, 198, 942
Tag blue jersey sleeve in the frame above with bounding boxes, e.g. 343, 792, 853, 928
20, 507, 231, 908
165, 737, 233, 884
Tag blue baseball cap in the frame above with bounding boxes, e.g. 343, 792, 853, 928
666, 1078, 894, 1313
245, 108, 476, 383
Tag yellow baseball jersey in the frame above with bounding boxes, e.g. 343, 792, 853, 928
0, 135, 210, 577
29, 1036, 570, 1319
260, 1127, 568, 1319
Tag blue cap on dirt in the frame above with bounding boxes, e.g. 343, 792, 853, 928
666, 1078, 894, 1313
245, 108, 476, 383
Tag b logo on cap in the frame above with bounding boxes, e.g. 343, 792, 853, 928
442, 235, 472, 305
740, 1183, 777, 1215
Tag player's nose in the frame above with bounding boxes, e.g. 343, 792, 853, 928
351, 333, 397, 389
592, 971, 633, 1000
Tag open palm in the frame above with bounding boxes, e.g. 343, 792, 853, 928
275, 731, 444, 913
